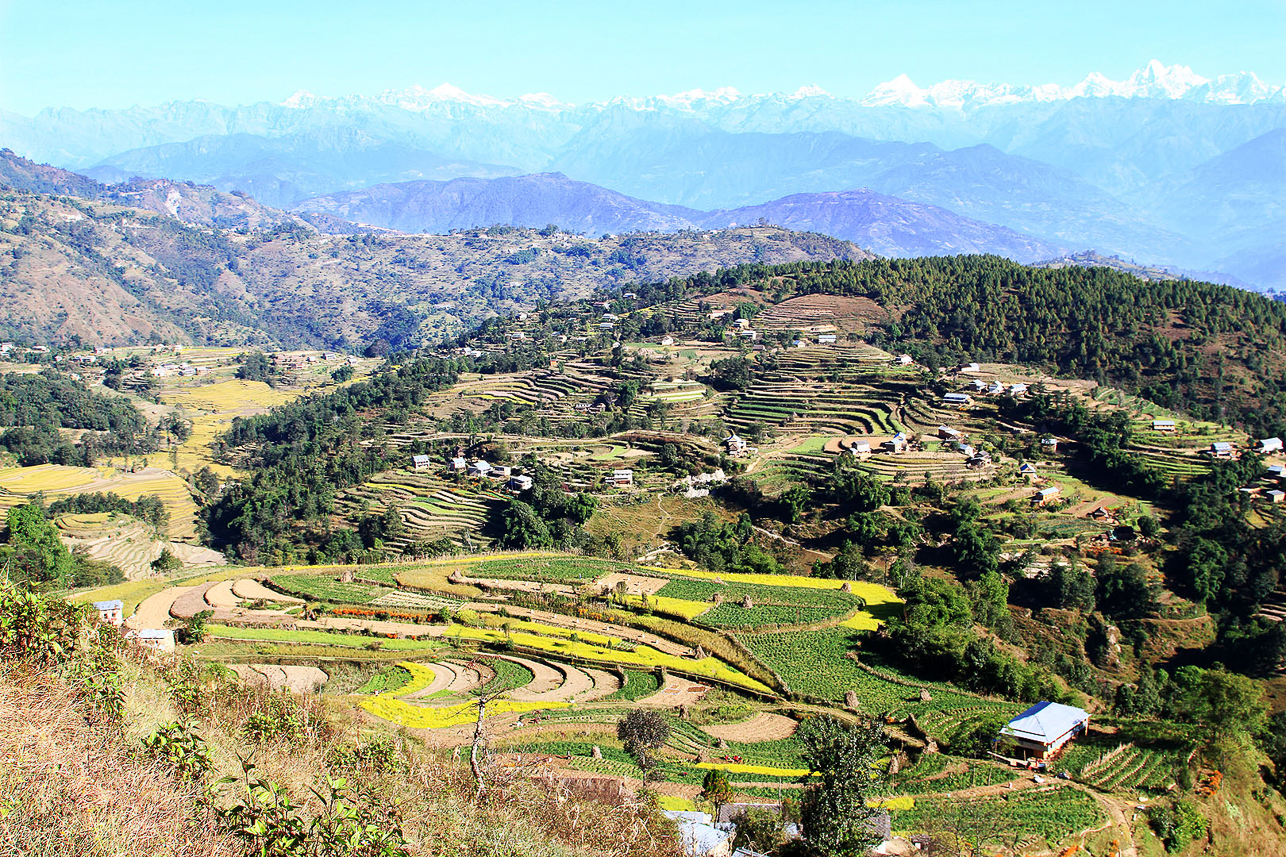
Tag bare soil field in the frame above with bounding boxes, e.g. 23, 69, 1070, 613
700, 712, 798, 742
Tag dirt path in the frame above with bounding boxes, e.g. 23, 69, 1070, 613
499, 655, 565, 697
128, 585, 198, 630
581, 668, 622, 701
204, 580, 241, 609
170, 583, 216, 619
232, 578, 304, 604
228, 664, 328, 693
701, 712, 798, 742
405, 663, 459, 698
637, 675, 710, 708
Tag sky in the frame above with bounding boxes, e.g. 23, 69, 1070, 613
2, 0, 1285, 114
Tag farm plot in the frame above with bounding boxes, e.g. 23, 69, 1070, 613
0, 464, 198, 539
889, 786, 1107, 851
655, 578, 879, 629
471, 556, 636, 583
267, 573, 394, 605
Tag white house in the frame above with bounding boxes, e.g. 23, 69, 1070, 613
661, 336, 675, 346
881, 433, 908, 454
725, 434, 750, 457
999, 701, 1089, 760
897, 354, 913, 365
957, 443, 976, 457
508, 475, 534, 492
970, 378, 989, 392
598, 322, 616, 332
92, 599, 124, 627
1019, 462, 1039, 478
448, 456, 468, 472
1041, 437, 1059, 452
847, 441, 872, 457
491, 465, 512, 479
736, 329, 758, 341
1268, 490, 1286, 504
943, 393, 973, 406
1009, 383, 1029, 395
1152, 420, 1177, 432
961, 362, 981, 373
1257, 437, 1284, 455
988, 382, 1006, 396
468, 460, 494, 477
664, 811, 735, 857
610, 469, 634, 487
412, 454, 432, 472
127, 628, 176, 654
1210, 442, 1235, 458
817, 334, 837, 345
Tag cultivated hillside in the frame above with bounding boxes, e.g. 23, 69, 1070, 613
0, 182, 869, 347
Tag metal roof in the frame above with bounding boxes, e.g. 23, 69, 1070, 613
93, 600, 123, 610
1000, 701, 1088, 744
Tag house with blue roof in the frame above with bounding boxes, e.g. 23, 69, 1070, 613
92, 599, 124, 627
998, 701, 1089, 759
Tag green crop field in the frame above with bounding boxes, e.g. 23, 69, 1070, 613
472, 556, 632, 582
605, 669, 661, 701
890, 785, 1107, 849
268, 573, 393, 604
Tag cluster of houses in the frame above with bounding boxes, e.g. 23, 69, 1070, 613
150, 361, 212, 378
936, 426, 992, 467
440, 456, 533, 492
967, 378, 1029, 397
1240, 452, 1286, 505
91, 600, 175, 653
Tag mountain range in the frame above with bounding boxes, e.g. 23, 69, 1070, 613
2, 61, 1285, 288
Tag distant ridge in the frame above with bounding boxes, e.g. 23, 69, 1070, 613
293, 173, 1066, 262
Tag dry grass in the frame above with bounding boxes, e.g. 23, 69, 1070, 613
0, 663, 237, 857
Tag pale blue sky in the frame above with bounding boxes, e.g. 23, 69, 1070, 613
2, 0, 1284, 114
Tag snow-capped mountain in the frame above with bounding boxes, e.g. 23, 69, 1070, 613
3, 60, 1285, 288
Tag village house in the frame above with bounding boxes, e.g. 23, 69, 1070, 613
937, 426, 963, 442
661, 336, 675, 346
1268, 464, 1286, 479
1019, 462, 1039, 479
467, 460, 494, 478
598, 322, 616, 332
508, 475, 534, 492
967, 451, 992, 468
491, 465, 512, 479
817, 334, 837, 345
1210, 441, 1235, 458
736, 329, 758, 341
970, 378, 988, 393
960, 361, 981, 373
956, 442, 976, 457
1152, 419, 1177, 432
724, 433, 749, 457
1033, 485, 1062, 506
127, 628, 176, 654
847, 440, 872, 458
411, 454, 432, 472
1009, 383, 1029, 395
92, 599, 124, 627
998, 701, 1089, 760
881, 432, 908, 454
1257, 437, 1284, 455
664, 810, 734, 857
1088, 506, 1117, 523
448, 456, 467, 472
1268, 490, 1286, 504
732, 318, 750, 330
943, 392, 973, 407
897, 354, 913, 365
610, 469, 634, 487
1041, 437, 1059, 452
988, 382, 1006, 396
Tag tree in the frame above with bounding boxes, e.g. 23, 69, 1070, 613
701, 768, 733, 813
3, 503, 76, 589
796, 715, 887, 857
495, 499, 552, 549
814, 541, 869, 581
1174, 666, 1266, 738
235, 351, 275, 386
1097, 559, 1156, 620
617, 709, 670, 784
151, 547, 182, 573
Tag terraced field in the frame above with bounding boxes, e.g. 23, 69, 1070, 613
0, 464, 199, 539
335, 470, 501, 551
56, 512, 225, 578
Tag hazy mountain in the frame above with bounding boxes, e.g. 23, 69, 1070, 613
295, 172, 1066, 262
699, 189, 1063, 262
82, 129, 522, 208
293, 172, 702, 235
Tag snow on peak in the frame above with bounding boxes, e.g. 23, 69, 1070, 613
790, 84, 831, 99
862, 61, 1281, 108
656, 87, 743, 108
519, 92, 569, 110
862, 74, 930, 107
281, 89, 322, 109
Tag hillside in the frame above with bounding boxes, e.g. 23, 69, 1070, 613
0, 182, 869, 347
295, 171, 1066, 261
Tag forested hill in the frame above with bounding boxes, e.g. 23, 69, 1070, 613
650, 256, 1286, 435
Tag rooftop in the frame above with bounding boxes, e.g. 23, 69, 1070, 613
1001, 701, 1088, 744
